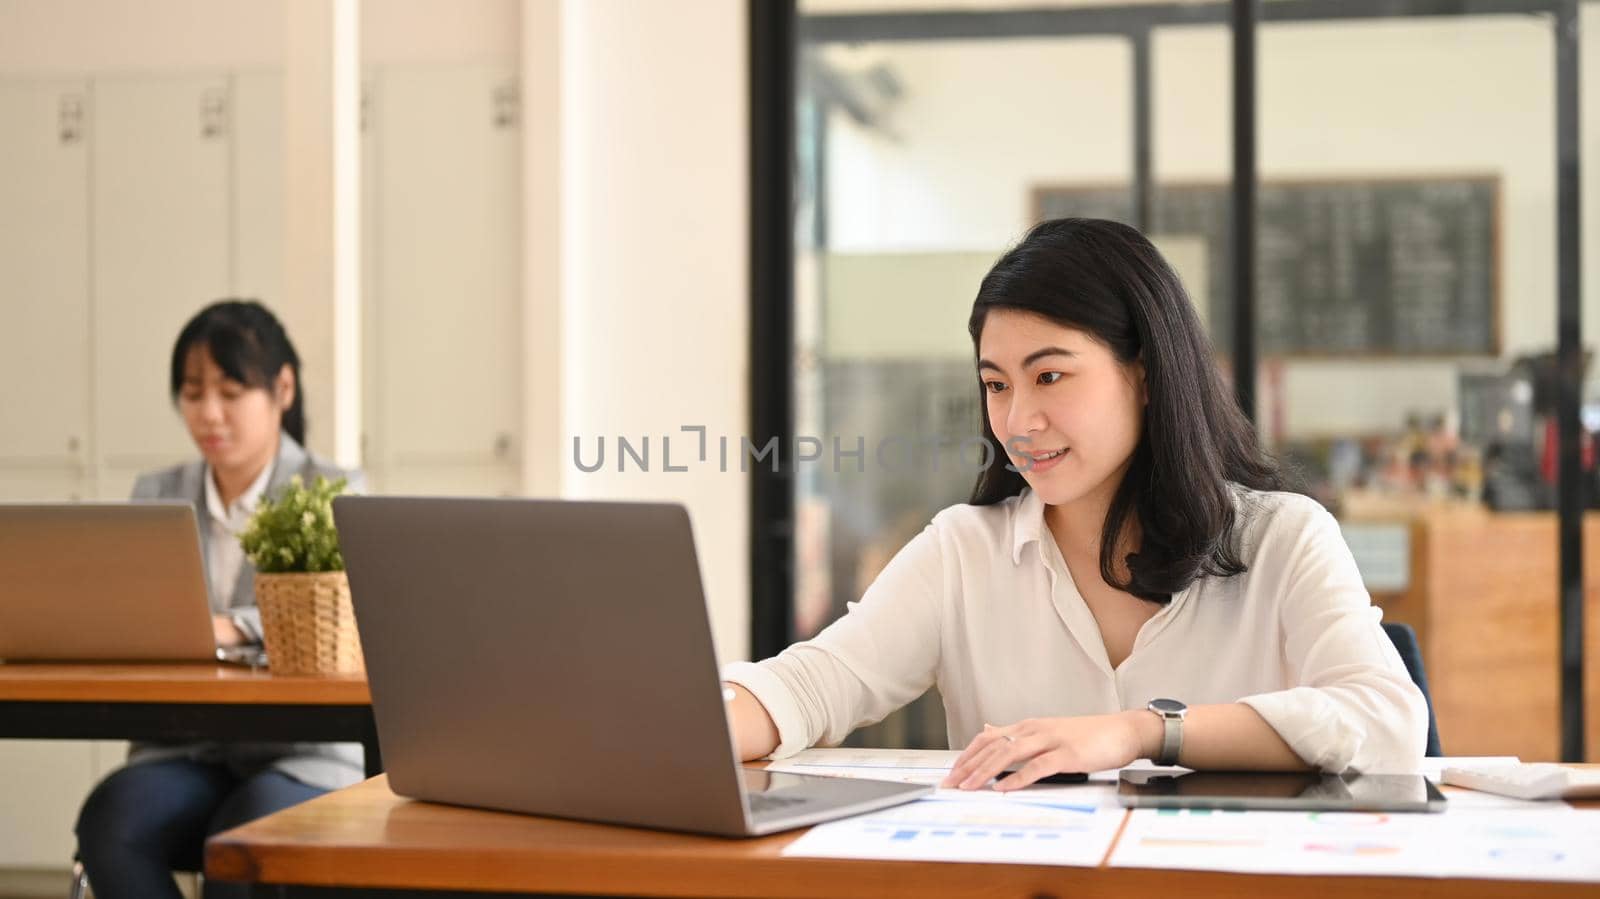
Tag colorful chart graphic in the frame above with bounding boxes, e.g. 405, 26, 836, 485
1306, 812, 1392, 826
1486, 847, 1567, 865
1303, 842, 1403, 857
784, 797, 1127, 867
1137, 837, 1267, 850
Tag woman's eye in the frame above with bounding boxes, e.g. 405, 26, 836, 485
983, 381, 1007, 394
1038, 371, 1063, 385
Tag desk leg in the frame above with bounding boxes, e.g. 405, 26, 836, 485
361, 719, 383, 778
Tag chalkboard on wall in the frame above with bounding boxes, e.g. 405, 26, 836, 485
1032, 177, 1500, 357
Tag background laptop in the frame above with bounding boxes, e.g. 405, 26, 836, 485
333, 496, 930, 837
0, 503, 217, 662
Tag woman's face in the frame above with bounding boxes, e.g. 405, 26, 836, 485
977, 309, 1145, 509
176, 346, 292, 475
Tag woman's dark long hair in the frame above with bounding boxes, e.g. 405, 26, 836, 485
169, 300, 306, 445
968, 218, 1283, 603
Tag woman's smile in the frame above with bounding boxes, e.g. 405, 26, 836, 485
1019, 446, 1070, 473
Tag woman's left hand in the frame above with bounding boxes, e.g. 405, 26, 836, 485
940, 711, 1156, 791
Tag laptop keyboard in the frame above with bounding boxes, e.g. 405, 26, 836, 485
748, 792, 808, 814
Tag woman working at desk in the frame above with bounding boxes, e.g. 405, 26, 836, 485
722, 218, 1427, 787
75, 301, 364, 899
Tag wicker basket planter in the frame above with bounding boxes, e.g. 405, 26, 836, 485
255, 571, 365, 676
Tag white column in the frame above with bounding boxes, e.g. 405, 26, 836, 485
283, 0, 361, 467
558, 0, 751, 662
521, 0, 562, 497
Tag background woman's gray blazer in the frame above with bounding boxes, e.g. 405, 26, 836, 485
123, 433, 365, 791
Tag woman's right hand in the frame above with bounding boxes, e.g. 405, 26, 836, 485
724, 683, 780, 761
211, 614, 246, 647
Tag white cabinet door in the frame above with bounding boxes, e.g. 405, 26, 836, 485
231, 71, 284, 304
91, 75, 232, 498
364, 64, 522, 495
0, 79, 91, 500
0, 742, 103, 869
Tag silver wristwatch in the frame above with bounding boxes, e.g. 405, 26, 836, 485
1146, 698, 1187, 766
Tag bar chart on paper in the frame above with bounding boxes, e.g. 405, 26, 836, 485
782, 797, 1125, 866
1110, 806, 1600, 882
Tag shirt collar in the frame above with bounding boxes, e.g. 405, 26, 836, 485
1009, 487, 1048, 565
204, 459, 275, 525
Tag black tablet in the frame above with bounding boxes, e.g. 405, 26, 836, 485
1117, 769, 1447, 813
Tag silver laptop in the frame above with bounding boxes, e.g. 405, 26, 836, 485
333, 496, 931, 837
0, 502, 218, 662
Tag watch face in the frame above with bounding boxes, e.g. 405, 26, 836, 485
1149, 698, 1186, 715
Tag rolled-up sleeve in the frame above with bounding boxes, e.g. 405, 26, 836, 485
721, 522, 945, 759
129, 473, 160, 501
1238, 501, 1428, 774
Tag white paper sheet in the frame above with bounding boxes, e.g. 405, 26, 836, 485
767, 748, 960, 785
1417, 756, 1520, 782
782, 796, 1127, 866
768, 745, 1184, 809
1110, 806, 1600, 882
768, 748, 1150, 805
765, 747, 1177, 788
772, 750, 1598, 880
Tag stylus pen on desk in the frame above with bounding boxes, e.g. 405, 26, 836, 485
1001, 771, 1090, 785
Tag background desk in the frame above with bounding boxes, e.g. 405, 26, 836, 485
206, 774, 1600, 899
0, 663, 381, 776
1343, 500, 1600, 762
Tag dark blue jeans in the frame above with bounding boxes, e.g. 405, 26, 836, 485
75, 758, 324, 899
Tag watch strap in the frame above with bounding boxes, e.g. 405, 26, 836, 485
1156, 713, 1182, 766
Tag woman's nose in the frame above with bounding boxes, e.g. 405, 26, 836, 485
197, 394, 225, 423
1006, 389, 1046, 442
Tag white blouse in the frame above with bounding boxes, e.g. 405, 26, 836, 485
202, 460, 273, 615
722, 486, 1428, 774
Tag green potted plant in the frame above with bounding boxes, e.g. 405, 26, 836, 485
239, 475, 364, 675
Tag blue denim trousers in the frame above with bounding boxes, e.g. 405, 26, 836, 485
75, 758, 324, 899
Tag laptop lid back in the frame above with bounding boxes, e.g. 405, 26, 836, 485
334, 496, 749, 836
0, 503, 216, 662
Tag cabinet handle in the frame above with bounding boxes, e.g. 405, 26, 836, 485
492, 83, 519, 130
200, 88, 228, 140
59, 94, 85, 145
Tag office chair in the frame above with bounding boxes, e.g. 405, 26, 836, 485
1381, 621, 1443, 757
68, 859, 85, 899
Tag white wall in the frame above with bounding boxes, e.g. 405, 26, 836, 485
0, 0, 527, 469
0, 0, 524, 73
821, 12, 1600, 438
0, 0, 751, 647
0, 0, 283, 73
363, 0, 520, 65
559, 0, 750, 665
521, 0, 562, 498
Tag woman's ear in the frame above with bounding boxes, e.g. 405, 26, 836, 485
1132, 357, 1149, 406
274, 364, 297, 411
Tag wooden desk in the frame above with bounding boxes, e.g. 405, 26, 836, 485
206, 775, 1599, 898
0, 663, 381, 776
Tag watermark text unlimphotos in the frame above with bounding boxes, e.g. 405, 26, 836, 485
571, 426, 1045, 474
